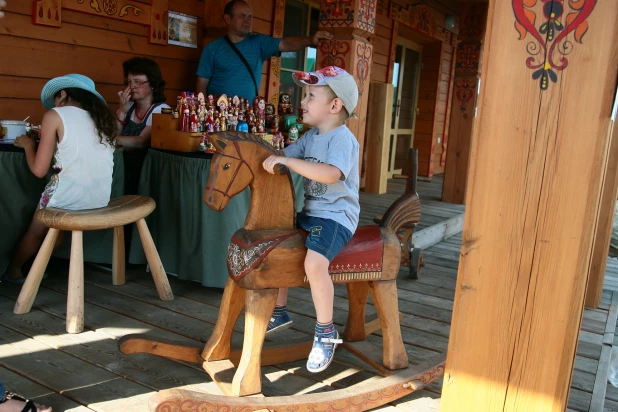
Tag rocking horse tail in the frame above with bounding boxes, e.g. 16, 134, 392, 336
379, 191, 421, 234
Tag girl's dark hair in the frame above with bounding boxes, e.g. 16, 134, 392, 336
54, 88, 117, 147
122, 57, 167, 104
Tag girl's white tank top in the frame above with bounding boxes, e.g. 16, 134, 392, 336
46, 106, 114, 210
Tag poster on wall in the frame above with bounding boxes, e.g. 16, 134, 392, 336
168, 11, 197, 48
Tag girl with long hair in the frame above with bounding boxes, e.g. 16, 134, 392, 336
4, 74, 116, 283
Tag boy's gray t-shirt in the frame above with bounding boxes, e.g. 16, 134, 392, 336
283, 124, 360, 234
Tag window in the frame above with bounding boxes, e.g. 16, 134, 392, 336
280, 0, 320, 111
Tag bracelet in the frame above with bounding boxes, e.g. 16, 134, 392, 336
116, 110, 126, 125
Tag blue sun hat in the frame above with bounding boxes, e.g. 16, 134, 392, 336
41, 74, 106, 110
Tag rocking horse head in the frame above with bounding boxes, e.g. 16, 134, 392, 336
204, 131, 296, 230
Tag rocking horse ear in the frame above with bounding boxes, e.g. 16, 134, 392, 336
210, 138, 227, 152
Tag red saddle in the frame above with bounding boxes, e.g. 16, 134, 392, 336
227, 225, 384, 282
299, 225, 384, 274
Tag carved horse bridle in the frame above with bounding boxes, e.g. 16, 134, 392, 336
205, 141, 254, 199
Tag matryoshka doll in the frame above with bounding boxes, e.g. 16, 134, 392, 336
207, 94, 215, 110
257, 98, 266, 117
181, 104, 190, 132
190, 107, 199, 133
265, 104, 275, 128
288, 125, 299, 142
217, 94, 228, 113
205, 110, 214, 133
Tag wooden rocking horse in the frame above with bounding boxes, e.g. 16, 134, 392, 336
119, 131, 445, 411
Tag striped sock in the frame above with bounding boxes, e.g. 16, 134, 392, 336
273, 305, 287, 317
315, 321, 335, 336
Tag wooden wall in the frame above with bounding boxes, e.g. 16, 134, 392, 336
372, 3, 393, 84
0, 1, 207, 126
370, 0, 459, 178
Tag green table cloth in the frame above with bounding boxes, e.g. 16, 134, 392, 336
129, 148, 305, 289
0, 146, 124, 274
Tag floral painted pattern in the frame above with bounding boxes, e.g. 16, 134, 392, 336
39, 149, 63, 209
513, 0, 598, 90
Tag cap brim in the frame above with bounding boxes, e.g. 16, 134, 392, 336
292, 73, 328, 88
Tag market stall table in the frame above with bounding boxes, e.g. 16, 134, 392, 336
128, 147, 305, 288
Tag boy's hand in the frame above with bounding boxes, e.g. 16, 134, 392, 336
263, 155, 287, 174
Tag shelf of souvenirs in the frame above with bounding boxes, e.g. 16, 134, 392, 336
151, 91, 307, 153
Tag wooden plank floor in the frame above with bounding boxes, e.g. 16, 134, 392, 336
358, 174, 465, 230
1, 177, 614, 411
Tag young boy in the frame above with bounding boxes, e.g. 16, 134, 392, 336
262, 66, 360, 373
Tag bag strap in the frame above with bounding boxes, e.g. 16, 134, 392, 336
224, 36, 259, 97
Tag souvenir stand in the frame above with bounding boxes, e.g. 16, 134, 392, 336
128, 92, 306, 288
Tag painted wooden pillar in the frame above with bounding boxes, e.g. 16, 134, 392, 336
585, 118, 618, 308
441, 3, 487, 204
442, 1, 618, 411
316, 0, 376, 167
266, 0, 285, 106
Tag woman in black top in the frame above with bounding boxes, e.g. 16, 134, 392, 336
116, 57, 170, 195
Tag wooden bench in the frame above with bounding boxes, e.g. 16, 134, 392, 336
13, 195, 174, 333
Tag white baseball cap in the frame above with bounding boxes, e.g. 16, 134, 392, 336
292, 66, 359, 117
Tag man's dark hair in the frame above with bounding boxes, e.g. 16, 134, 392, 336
122, 57, 167, 104
223, 0, 249, 17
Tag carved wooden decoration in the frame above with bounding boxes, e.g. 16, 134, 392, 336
267, 0, 285, 106
32, 0, 61, 28
32, 0, 168, 45
389, 2, 458, 46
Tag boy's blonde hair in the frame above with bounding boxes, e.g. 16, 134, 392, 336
323, 86, 350, 121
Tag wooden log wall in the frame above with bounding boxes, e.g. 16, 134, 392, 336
0, 1, 206, 125
414, 41, 454, 177
442, 3, 488, 204
371, 0, 459, 179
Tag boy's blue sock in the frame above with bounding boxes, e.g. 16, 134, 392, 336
266, 305, 293, 335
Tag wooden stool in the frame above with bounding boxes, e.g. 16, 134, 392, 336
13, 195, 174, 333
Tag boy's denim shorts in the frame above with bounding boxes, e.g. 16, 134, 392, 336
297, 213, 353, 261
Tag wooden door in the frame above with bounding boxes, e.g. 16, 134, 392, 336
389, 39, 422, 174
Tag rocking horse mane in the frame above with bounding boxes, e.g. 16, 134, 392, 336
211, 131, 285, 157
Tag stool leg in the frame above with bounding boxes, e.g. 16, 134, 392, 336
67, 231, 84, 334
112, 227, 125, 286
135, 218, 173, 301
14, 228, 60, 314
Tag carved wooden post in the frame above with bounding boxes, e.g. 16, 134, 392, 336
442, 0, 618, 410
266, 0, 285, 106
441, 3, 487, 204
316, 0, 375, 169
585, 118, 618, 308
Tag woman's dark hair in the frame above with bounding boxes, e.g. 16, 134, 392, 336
54, 88, 117, 147
224, 0, 249, 17
122, 57, 166, 104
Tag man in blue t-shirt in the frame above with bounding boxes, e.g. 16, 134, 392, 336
196, 0, 332, 102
